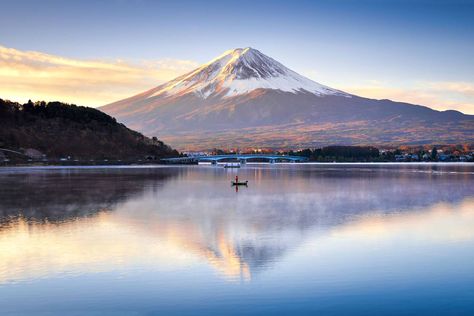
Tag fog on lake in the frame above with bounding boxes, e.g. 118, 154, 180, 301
0, 164, 473, 315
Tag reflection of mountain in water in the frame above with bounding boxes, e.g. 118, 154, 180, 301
141, 165, 474, 278
0, 165, 473, 281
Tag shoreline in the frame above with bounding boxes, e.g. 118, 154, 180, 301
1, 161, 474, 169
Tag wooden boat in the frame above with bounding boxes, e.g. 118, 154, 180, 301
231, 180, 248, 186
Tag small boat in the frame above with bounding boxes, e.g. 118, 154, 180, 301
224, 162, 241, 168
231, 180, 248, 186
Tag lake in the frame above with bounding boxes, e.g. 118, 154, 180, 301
0, 164, 473, 315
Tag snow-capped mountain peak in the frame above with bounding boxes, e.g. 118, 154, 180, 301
148, 47, 347, 99
102, 47, 473, 150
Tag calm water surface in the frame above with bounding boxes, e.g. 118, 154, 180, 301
0, 164, 473, 315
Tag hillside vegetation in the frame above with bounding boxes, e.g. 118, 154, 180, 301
0, 99, 178, 161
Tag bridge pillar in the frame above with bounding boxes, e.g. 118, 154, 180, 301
270, 159, 276, 164
240, 159, 247, 164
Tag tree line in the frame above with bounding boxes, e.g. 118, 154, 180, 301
0, 99, 178, 161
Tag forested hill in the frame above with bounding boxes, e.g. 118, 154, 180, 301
0, 99, 178, 161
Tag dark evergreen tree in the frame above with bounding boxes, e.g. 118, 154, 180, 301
431, 146, 438, 160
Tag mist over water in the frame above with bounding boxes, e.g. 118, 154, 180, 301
0, 164, 473, 315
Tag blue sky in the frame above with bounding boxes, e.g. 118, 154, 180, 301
1, 0, 473, 112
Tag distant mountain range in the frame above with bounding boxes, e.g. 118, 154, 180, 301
102, 48, 474, 150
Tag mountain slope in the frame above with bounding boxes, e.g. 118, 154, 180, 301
102, 48, 474, 150
0, 99, 178, 160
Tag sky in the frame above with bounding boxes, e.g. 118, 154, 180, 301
0, 0, 473, 113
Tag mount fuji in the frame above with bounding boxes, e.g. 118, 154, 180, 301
101, 48, 474, 150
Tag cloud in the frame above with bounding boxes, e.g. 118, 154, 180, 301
2, 45, 473, 115
0, 45, 198, 107
341, 80, 474, 114
426, 81, 474, 98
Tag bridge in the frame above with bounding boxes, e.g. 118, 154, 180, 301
162, 154, 308, 164
0, 148, 32, 160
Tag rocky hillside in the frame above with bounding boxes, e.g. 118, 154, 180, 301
0, 99, 178, 160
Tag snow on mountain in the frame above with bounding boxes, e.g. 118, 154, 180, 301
101, 47, 474, 150
147, 47, 348, 99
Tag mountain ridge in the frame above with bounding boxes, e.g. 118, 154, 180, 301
101, 48, 474, 150
0, 99, 178, 160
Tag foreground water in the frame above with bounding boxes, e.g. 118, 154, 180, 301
0, 163, 473, 315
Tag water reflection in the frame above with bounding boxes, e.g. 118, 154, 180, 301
0, 167, 177, 222
0, 165, 473, 285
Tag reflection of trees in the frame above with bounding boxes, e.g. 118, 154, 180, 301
0, 165, 473, 281
0, 168, 179, 223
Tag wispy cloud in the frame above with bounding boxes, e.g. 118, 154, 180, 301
0, 45, 198, 107
426, 81, 474, 98
2, 45, 473, 115
341, 80, 474, 114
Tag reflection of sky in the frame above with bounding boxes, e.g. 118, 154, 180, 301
0, 165, 474, 314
